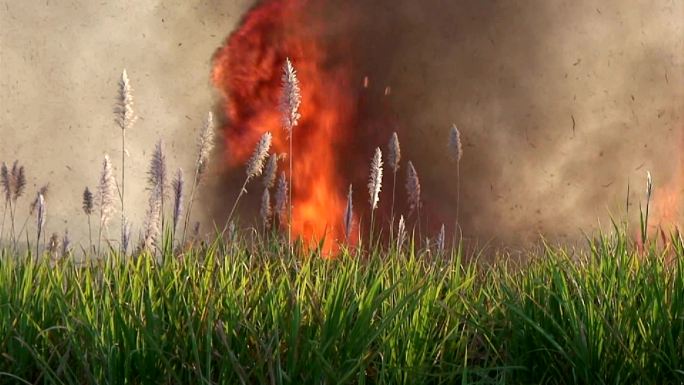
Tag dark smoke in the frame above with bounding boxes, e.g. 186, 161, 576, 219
207, 0, 683, 247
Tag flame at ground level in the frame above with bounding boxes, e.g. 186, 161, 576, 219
212, 0, 358, 251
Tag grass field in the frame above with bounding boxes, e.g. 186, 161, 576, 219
1, 230, 682, 385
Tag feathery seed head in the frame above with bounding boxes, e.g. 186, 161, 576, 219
61, 230, 71, 257
368, 148, 383, 210
142, 183, 162, 252
48, 232, 60, 257
172, 168, 184, 232
197, 112, 215, 179
263, 154, 278, 189
280, 58, 302, 136
122, 217, 132, 255
11, 162, 26, 202
36, 193, 46, 235
1, 162, 9, 201
246, 132, 272, 180
148, 140, 168, 197
387, 132, 401, 173
260, 187, 272, 228
436, 224, 445, 252
449, 124, 463, 163
97, 155, 117, 229
115, 69, 137, 131
30, 184, 50, 215
82, 187, 94, 215
275, 172, 288, 223
397, 215, 406, 250
406, 160, 422, 215
344, 184, 353, 241
646, 171, 653, 201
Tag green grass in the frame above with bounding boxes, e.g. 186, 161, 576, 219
0, 230, 682, 384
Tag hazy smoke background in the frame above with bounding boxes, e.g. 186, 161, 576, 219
1, 0, 682, 248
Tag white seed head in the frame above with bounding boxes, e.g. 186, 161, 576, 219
344, 184, 353, 241
368, 148, 383, 210
97, 155, 117, 230
246, 132, 272, 180
275, 172, 289, 223
262, 154, 278, 189
280, 58, 302, 137
114, 69, 137, 131
449, 124, 463, 162
406, 160, 421, 215
260, 187, 272, 228
387, 132, 401, 173
197, 111, 215, 179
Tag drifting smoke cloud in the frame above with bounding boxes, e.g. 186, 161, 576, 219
209, 0, 682, 247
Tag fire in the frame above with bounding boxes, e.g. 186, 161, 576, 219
211, 0, 358, 250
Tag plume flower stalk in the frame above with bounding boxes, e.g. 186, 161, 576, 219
182, 112, 215, 245
406, 160, 422, 236
280, 58, 301, 248
260, 187, 272, 233
449, 124, 463, 227
387, 132, 401, 225
226, 132, 272, 227
172, 168, 184, 244
344, 184, 353, 242
96, 155, 117, 255
114, 69, 137, 257
83, 187, 94, 253
275, 172, 288, 228
368, 148, 383, 246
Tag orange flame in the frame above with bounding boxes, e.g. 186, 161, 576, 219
212, 0, 358, 251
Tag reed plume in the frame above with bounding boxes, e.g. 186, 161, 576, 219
263, 154, 278, 189
387, 132, 401, 224
35, 193, 45, 257
1, 162, 9, 242
96, 155, 117, 255
0, 162, 9, 202
396, 215, 406, 251
29, 184, 49, 215
148, 140, 168, 241
61, 230, 71, 257
406, 161, 421, 216
114, 69, 137, 258
368, 148, 383, 245
280, 58, 302, 137
11, 161, 26, 202
172, 169, 184, 234
48, 233, 60, 260
4, 161, 26, 246
82, 187, 94, 253
275, 172, 288, 228
182, 112, 215, 244
226, 132, 272, 226
449, 124, 463, 163
436, 224, 445, 253
260, 187, 272, 231
122, 216, 132, 256
280, 58, 301, 248
344, 184, 353, 242
406, 160, 422, 237
449, 124, 463, 225
368, 148, 383, 210
142, 184, 162, 253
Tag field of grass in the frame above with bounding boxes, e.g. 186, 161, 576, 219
1, 230, 682, 385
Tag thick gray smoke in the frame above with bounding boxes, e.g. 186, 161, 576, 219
334, 0, 683, 245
